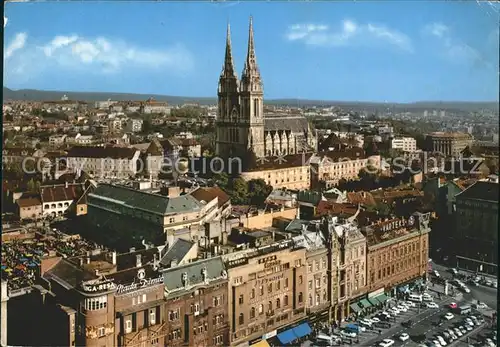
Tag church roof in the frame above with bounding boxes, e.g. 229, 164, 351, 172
264, 116, 310, 133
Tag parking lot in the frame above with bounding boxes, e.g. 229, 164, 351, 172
305, 283, 493, 347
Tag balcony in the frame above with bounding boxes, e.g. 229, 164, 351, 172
266, 310, 275, 317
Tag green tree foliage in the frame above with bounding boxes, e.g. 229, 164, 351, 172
248, 179, 273, 206
227, 177, 249, 205
215, 175, 272, 207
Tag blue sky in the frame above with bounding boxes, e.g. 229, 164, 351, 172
3, 1, 499, 102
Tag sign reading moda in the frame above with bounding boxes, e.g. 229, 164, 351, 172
115, 268, 163, 296
81, 268, 164, 295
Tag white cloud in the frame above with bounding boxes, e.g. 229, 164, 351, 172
286, 19, 413, 52
4, 16, 8, 28
4, 33, 194, 80
423, 23, 448, 38
423, 22, 494, 69
5, 32, 27, 59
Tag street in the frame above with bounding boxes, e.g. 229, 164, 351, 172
431, 262, 498, 311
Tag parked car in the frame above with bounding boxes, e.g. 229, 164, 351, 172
340, 330, 357, 338
399, 333, 410, 341
402, 320, 413, 328
472, 302, 488, 309
449, 302, 458, 309
374, 321, 391, 329
444, 313, 454, 320
404, 300, 416, 308
427, 302, 439, 309
378, 338, 395, 347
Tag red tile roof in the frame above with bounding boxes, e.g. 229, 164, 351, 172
17, 197, 42, 208
191, 187, 230, 207
40, 183, 85, 203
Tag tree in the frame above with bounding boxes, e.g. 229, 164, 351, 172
213, 172, 229, 188
248, 179, 273, 206
227, 177, 249, 205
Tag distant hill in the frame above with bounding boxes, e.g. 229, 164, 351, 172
3, 87, 498, 112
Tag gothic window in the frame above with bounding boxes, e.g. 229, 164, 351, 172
254, 99, 259, 118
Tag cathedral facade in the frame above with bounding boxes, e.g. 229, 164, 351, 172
216, 18, 317, 161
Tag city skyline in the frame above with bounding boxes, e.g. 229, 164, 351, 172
3, 1, 499, 102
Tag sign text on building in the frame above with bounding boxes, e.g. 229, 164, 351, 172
115, 275, 164, 295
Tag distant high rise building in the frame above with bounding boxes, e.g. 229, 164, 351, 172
423, 110, 428, 118
440, 110, 445, 118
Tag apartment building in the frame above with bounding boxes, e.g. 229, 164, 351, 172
66, 146, 141, 179
240, 154, 313, 191
426, 132, 473, 157
363, 212, 430, 298
310, 149, 381, 188
162, 257, 230, 347
223, 240, 308, 346
321, 216, 367, 320
391, 137, 417, 152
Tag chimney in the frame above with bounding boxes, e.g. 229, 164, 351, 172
112, 251, 117, 265
136, 254, 142, 268
129, 247, 135, 252
86, 251, 91, 264
79, 258, 84, 267
65, 181, 68, 189
170, 258, 178, 268
95, 269, 100, 277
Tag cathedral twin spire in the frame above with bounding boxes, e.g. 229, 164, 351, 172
221, 17, 261, 84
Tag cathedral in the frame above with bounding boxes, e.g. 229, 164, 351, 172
215, 18, 317, 162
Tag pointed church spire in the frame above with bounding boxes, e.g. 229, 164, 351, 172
221, 22, 237, 78
243, 16, 260, 78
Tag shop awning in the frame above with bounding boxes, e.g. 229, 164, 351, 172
350, 302, 362, 313
360, 298, 372, 308
277, 329, 297, 345
251, 340, 270, 347
375, 294, 389, 303
292, 323, 312, 339
368, 297, 380, 306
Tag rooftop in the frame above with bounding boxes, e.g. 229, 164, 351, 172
456, 181, 498, 203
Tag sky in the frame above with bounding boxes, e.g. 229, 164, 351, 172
3, 1, 499, 103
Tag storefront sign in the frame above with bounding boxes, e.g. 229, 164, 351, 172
379, 227, 408, 240
115, 275, 164, 295
262, 330, 277, 339
380, 218, 407, 233
82, 280, 116, 293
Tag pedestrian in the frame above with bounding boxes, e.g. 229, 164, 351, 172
378, 329, 381, 335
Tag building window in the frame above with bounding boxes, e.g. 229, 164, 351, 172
213, 296, 222, 307
322, 258, 327, 269
238, 313, 244, 325
239, 294, 244, 305
250, 307, 255, 319
84, 295, 107, 311
276, 298, 281, 309
259, 285, 264, 295
276, 280, 280, 290
258, 304, 264, 314
299, 275, 303, 284
284, 295, 289, 306
267, 283, 272, 293
125, 320, 132, 334
284, 278, 289, 288
149, 308, 156, 325
315, 261, 320, 271
98, 327, 105, 337
298, 292, 303, 303
250, 288, 255, 299
168, 309, 180, 321
308, 263, 313, 272
308, 280, 313, 290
